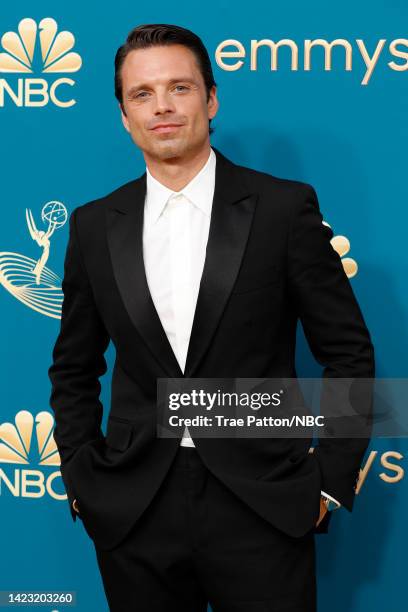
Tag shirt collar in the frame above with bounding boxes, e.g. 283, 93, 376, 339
144, 147, 216, 227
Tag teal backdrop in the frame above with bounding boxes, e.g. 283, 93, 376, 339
0, 1, 406, 610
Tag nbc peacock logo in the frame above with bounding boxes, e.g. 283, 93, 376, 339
323, 221, 358, 278
0, 410, 67, 503
0, 17, 82, 107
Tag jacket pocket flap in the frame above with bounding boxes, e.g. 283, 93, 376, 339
105, 419, 133, 451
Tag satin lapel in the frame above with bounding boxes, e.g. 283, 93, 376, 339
183, 147, 258, 378
106, 174, 184, 378
105, 147, 258, 380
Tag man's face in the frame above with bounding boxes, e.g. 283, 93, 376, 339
119, 44, 218, 162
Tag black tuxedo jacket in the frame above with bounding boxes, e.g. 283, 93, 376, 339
48, 146, 375, 551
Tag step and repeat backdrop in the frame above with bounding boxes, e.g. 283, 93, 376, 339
0, 1, 407, 610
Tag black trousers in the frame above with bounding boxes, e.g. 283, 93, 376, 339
94, 446, 317, 612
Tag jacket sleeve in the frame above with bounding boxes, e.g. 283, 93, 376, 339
48, 207, 110, 521
288, 183, 375, 513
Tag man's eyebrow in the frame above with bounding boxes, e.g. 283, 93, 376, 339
126, 77, 198, 96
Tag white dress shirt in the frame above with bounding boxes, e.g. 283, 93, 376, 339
142, 146, 341, 510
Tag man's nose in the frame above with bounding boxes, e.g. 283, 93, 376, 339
153, 91, 176, 114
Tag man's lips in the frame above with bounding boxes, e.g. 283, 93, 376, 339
151, 124, 183, 133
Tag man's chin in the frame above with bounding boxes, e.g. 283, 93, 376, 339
150, 140, 188, 160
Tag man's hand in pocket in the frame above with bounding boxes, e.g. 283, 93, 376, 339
316, 497, 328, 527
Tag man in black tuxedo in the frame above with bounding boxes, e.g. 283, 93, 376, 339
48, 23, 375, 612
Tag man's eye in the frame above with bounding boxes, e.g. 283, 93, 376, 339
131, 86, 189, 99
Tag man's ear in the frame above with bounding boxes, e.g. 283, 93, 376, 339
119, 102, 130, 133
208, 85, 219, 121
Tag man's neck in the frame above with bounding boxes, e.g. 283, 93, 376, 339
144, 144, 212, 192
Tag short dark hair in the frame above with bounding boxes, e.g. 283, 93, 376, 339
114, 23, 217, 135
